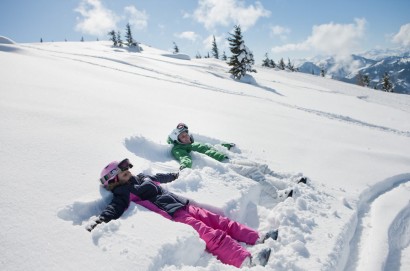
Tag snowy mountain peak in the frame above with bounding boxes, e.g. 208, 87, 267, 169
297, 49, 410, 94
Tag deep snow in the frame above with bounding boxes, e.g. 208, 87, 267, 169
0, 36, 409, 271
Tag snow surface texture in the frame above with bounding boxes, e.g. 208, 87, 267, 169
1, 37, 409, 271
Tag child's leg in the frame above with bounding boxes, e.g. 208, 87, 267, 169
186, 205, 259, 245
173, 208, 251, 268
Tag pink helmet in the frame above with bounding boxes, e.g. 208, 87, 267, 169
99, 159, 133, 188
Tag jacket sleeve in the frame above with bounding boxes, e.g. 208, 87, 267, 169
153, 173, 179, 184
191, 142, 227, 161
171, 145, 192, 168
99, 186, 130, 223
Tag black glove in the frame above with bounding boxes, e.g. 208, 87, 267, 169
85, 216, 103, 232
171, 172, 179, 180
179, 165, 186, 171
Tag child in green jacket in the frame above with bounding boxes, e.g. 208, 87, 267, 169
167, 123, 306, 201
167, 123, 233, 169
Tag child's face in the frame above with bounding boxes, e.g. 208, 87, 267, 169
178, 131, 191, 144
118, 170, 132, 183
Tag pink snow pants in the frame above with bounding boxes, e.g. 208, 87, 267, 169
173, 205, 259, 267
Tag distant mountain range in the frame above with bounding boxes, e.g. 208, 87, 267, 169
296, 48, 410, 94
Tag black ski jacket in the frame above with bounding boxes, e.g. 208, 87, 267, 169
99, 173, 188, 223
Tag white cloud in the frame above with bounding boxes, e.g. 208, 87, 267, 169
392, 23, 410, 47
271, 25, 291, 36
203, 35, 214, 50
272, 18, 366, 57
202, 35, 223, 50
272, 43, 310, 53
74, 0, 119, 36
191, 0, 270, 31
270, 25, 291, 41
124, 6, 148, 30
175, 31, 200, 42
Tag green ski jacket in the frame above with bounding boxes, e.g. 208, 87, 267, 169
167, 137, 229, 169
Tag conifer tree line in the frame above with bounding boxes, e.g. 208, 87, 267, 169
191, 31, 396, 90
195, 25, 290, 79
47, 22, 396, 90
108, 23, 139, 48
356, 71, 394, 92
262, 53, 297, 72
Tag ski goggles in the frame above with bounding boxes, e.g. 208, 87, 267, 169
100, 159, 133, 186
176, 123, 188, 134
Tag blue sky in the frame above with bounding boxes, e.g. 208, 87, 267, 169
1, 0, 410, 62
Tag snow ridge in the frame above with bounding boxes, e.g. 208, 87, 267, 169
342, 173, 410, 271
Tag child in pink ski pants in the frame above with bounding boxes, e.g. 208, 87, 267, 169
87, 159, 273, 268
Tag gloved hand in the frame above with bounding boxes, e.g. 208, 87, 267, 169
85, 216, 103, 232
179, 165, 186, 171
222, 143, 235, 150
171, 172, 179, 180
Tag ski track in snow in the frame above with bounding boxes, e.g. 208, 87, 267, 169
23, 44, 410, 138
385, 201, 410, 271
283, 103, 410, 138
342, 174, 410, 271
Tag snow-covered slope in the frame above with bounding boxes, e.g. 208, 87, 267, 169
1, 38, 409, 271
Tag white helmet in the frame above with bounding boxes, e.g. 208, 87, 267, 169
169, 123, 194, 144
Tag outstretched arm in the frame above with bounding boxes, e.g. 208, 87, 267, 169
86, 187, 129, 231
191, 142, 228, 161
153, 172, 179, 183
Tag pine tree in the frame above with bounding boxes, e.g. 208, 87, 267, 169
262, 53, 270, 67
286, 58, 295, 71
363, 75, 370, 87
381, 72, 393, 92
108, 30, 118, 46
173, 42, 179, 54
117, 31, 123, 47
269, 59, 276, 68
211, 35, 219, 59
40, 38, 43, 43
81, 36, 84, 42
278, 58, 285, 70
320, 69, 325, 77
227, 25, 256, 79
222, 51, 227, 61
125, 23, 135, 47
356, 71, 365, 86
195, 52, 202, 59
